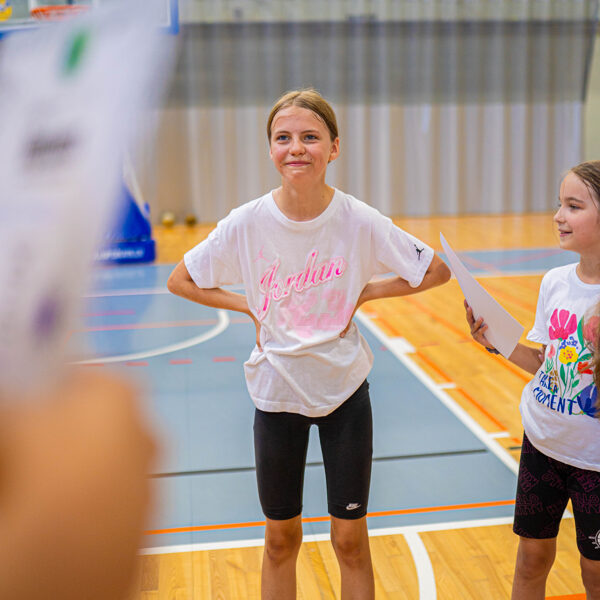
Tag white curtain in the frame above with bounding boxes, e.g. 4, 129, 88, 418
140, 0, 598, 222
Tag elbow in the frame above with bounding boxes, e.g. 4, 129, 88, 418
426, 260, 451, 288
438, 262, 451, 285
167, 272, 181, 296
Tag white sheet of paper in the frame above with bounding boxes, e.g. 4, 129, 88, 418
0, 2, 174, 394
439, 233, 524, 358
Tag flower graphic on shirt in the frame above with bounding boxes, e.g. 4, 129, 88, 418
559, 346, 579, 364
540, 308, 597, 412
582, 315, 600, 351
549, 309, 577, 340
577, 360, 593, 375
577, 383, 599, 418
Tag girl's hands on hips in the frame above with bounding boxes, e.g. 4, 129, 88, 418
340, 284, 371, 338
464, 300, 497, 351
250, 313, 263, 351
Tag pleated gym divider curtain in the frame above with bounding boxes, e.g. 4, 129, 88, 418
141, 0, 598, 223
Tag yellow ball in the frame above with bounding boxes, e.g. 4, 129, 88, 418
184, 214, 197, 226
161, 211, 176, 228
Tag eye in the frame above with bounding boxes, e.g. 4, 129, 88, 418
275, 134, 289, 142
304, 134, 318, 141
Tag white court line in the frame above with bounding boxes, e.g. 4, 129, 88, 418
139, 516, 519, 555
74, 309, 229, 364
137, 304, 525, 589
85, 286, 170, 298
437, 382, 456, 390
405, 532, 437, 600
354, 311, 519, 476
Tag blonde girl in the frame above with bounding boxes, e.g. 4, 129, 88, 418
169, 89, 450, 600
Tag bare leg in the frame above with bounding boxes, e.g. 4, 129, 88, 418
330, 516, 374, 600
581, 554, 600, 600
261, 515, 303, 600
511, 537, 556, 600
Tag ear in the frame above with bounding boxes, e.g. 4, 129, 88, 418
328, 137, 340, 163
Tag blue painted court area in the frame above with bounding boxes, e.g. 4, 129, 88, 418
76, 248, 574, 550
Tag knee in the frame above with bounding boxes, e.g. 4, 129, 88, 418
515, 540, 555, 581
581, 556, 600, 597
264, 524, 302, 565
331, 530, 369, 568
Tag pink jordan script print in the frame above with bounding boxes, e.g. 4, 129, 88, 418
256, 250, 352, 334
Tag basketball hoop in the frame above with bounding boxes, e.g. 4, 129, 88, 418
30, 5, 89, 21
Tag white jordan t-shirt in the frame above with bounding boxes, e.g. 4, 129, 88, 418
185, 189, 434, 417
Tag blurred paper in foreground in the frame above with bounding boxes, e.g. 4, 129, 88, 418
439, 233, 524, 358
0, 1, 174, 393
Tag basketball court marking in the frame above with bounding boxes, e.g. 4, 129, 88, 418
355, 311, 519, 475
75, 309, 229, 364
404, 531, 437, 600
78, 250, 578, 600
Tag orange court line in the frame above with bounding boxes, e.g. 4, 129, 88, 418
546, 595, 585, 600
366, 304, 519, 438
398, 296, 531, 383
401, 339, 513, 435
453, 387, 509, 433
478, 280, 537, 313
144, 499, 515, 536
414, 350, 453, 383
401, 296, 471, 341
371, 315, 403, 337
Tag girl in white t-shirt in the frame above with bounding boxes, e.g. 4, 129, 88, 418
466, 160, 600, 599
168, 89, 450, 600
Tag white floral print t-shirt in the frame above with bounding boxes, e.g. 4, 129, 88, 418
521, 263, 600, 471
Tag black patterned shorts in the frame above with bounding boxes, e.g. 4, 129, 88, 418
513, 433, 600, 560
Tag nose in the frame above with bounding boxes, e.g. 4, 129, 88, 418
289, 136, 305, 155
553, 205, 564, 224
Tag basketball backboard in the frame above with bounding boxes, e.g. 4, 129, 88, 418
0, 0, 179, 36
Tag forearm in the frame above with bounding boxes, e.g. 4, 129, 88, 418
507, 342, 544, 375
167, 260, 252, 317
362, 255, 451, 303
189, 287, 252, 316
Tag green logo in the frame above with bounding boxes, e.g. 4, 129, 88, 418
63, 30, 90, 76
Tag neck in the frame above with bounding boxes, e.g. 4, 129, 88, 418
576, 256, 600, 284
274, 182, 334, 221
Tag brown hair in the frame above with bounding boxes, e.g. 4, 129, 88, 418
266, 88, 338, 142
570, 160, 600, 209
569, 161, 600, 403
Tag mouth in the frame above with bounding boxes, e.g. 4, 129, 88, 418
285, 161, 310, 167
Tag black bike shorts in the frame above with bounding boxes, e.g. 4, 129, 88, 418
253, 379, 373, 521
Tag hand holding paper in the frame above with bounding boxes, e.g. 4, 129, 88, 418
439, 233, 524, 358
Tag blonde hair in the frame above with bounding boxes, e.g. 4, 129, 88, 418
266, 89, 338, 142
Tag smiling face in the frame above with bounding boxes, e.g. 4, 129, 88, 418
269, 106, 339, 186
555, 171, 600, 256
